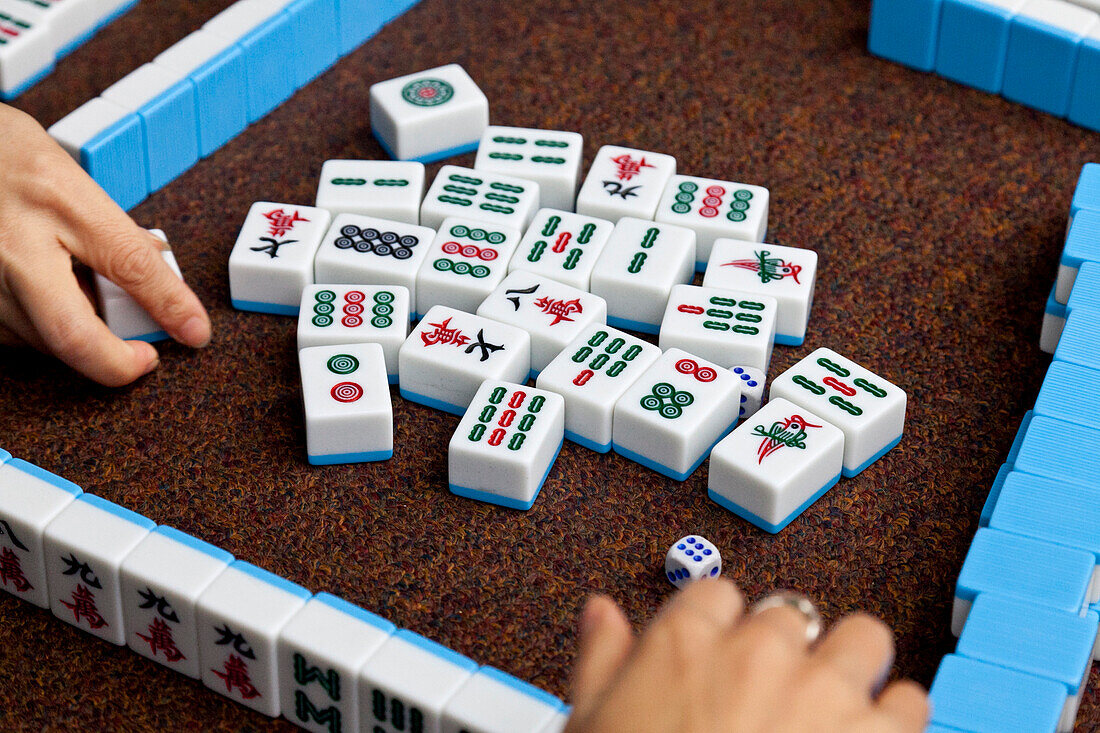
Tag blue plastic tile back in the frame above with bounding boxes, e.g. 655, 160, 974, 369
5, 458, 82, 496
1006, 410, 1032, 465
239, 12, 297, 122
929, 654, 1067, 732
284, 0, 340, 87
1069, 38, 1100, 132
0, 448, 10, 465
81, 113, 148, 212
1067, 262, 1100, 313
868, 0, 944, 71
334, 0, 385, 54
955, 528, 1093, 614
1034, 360, 1100, 427
189, 45, 249, 157
137, 79, 200, 192
988, 470, 1100, 562
935, 0, 1018, 93
957, 594, 1096, 693
1071, 163, 1100, 219
1045, 284, 1066, 317
1054, 308, 1100, 368
1016, 413, 1100, 486
1002, 12, 1088, 117
978, 463, 1011, 527
77, 494, 156, 530
1062, 209, 1100, 270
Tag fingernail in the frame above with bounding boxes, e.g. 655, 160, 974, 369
178, 316, 210, 347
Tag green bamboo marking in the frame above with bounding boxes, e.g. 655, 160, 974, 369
493, 136, 526, 144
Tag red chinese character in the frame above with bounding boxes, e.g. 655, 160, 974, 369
0, 547, 32, 593
262, 208, 309, 237
212, 654, 262, 699
137, 617, 186, 662
420, 317, 471, 347
533, 296, 583, 326
60, 584, 107, 629
610, 154, 655, 182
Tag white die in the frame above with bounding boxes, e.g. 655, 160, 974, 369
441, 667, 565, 733
420, 165, 540, 232
655, 175, 770, 267
0, 457, 82, 609
300, 343, 392, 465
120, 526, 233, 678
449, 381, 565, 510
477, 271, 607, 376
43, 494, 155, 645
399, 306, 531, 415
296, 285, 410, 383
198, 562, 311, 717
474, 126, 584, 211
708, 398, 844, 533
369, 63, 489, 162
228, 202, 331, 315
589, 218, 696, 335
315, 160, 426, 223
702, 239, 818, 346
415, 217, 522, 316
536, 324, 662, 452
95, 230, 182, 342
770, 348, 906, 477
731, 365, 766, 420
612, 348, 741, 481
659, 285, 778, 372
664, 535, 722, 588
312, 214, 434, 315
509, 208, 615, 291
575, 145, 676, 222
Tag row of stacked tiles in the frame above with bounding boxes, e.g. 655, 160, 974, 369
925, 164, 1100, 732
0, 451, 569, 732
868, 0, 1100, 133
45, 0, 422, 211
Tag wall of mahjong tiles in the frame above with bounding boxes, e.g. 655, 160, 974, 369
0, 0, 1096, 729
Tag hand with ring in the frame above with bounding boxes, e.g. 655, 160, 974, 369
565, 579, 929, 732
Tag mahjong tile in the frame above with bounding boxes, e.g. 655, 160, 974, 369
474, 126, 584, 211
575, 145, 676, 221
315, 160, 426, 223
414, 217, 521, 316
659, 284, 778, 372
420, 165, 540, 232
655, 175, 769, 267
508, 208, 614, 291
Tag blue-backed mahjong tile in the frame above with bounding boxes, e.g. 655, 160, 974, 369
1070, 163, 1100, 222
284, 0, 339, 87
1034, 360, 1100, 428
935, 0, 1023, 93
1015, 413, 1100, 487
868, 0, 944, 71
1067, 262, 1100, 314
1069, 35, 1100, 133
334, 0, 385, 54
1053, 308, 1100, 369
929, 654, 1067, 733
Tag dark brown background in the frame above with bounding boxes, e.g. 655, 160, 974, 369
1, 0, 1093, 729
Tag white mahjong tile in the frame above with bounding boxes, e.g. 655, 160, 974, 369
0, 0, 54, 99
399, 306, 531, 415
508, 208, 615, 290
655, 175, 770, 266
441, 666, 564, 733
474, 126, 584, 211
315, 160, 426, 223
228, 202, 331, 315
575, 145, 676, 221
702, 239, 817, 346
476, 271, 607, 376
22, 0, 100, 58
770, 347, 906, 477
448, 381, 565, 510
415, 217, 522, 316
536, 324, 662, 452
708, 398, 844, 533
420, 165, 540, 231
659, 284, 778, 372
612, 348, 741, 481
95, 230, 183, 342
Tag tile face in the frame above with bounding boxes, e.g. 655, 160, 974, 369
277, 593, 396, 733
702, 239, 817, 346
370, 63, 489, 162
535, 324, 662, 452
448, 381, 565, 510
575, 145, 676, 222
43, 494, 156, 645
0, 0, 54, 100
441, 666, 564, 733
420, 165, 540, 232
612, 348, 741, 481
197, 561, 312, 717
655, 175, 770, 267
300, 343, 392, 465
708, 398, 844, 533
229, 202, 332, 315
474, 126, 584, 211
589, 217, 696, 334
664, 535, 722, 588
120, 526, 233, 679
95, 234, 182, 342
770, 347, 906, 477
731, 365, 766, 420
314, 160, 426, 223
508, 208, 614, 291
658, 284, 778, 372
313, 214, 435, 313
296, 284, 410, 381
0, 458, 82, 608
399, 306, 531, 415
415, 217, 522, 316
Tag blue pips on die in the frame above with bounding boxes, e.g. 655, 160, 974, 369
664, 535, 722, 589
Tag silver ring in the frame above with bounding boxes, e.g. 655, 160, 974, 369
751, 591, 822, 644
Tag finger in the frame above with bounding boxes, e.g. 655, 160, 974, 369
0, 294, 47, 350
657, 577, 745, 630
570, 595, 635, 718
875, 679, 930, 732
736, 598, 818, 651
810, 613, 895, 695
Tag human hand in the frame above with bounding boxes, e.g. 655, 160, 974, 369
0, 103, 211, 386
566, 580, 929, 733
